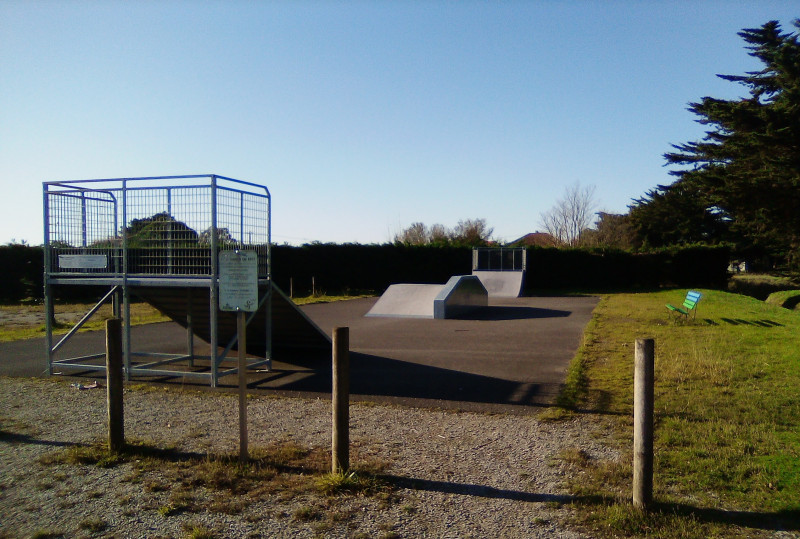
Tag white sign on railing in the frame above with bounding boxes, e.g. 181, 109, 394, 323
219, 250, 258, 312
58, 254, 108, 269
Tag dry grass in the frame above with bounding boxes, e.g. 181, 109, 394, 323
37, 437, 396, 529
0, 301, 168, 342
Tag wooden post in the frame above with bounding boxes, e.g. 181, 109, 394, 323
238, 311, 248, 463
332, 327, 350, 473
633, 338, 655, 510
106, 318, 125, 453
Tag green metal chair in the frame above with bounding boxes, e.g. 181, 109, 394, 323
666, 290, 702, 320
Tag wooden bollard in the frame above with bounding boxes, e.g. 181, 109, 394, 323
332, 327, 350, 473
106, 318, 125, 453
633, 338, 654, 510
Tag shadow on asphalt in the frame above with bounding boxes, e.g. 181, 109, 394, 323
456, 306, 570, 321
247, 350, 556, 410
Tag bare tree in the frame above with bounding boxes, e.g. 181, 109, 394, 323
540, 182, 597, 247
579, 211, 639, 249
394, 219, 493, 246
450, 218, 494, 246
429, 223, 449, 244
394, 222, 428, 245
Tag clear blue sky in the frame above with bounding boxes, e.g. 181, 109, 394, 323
1, 1, 797, 246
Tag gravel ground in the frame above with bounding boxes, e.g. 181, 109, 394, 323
0, 376, 618, 538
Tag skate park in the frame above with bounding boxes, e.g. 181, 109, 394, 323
1, 291, 597, 412
1, 175, 599, 413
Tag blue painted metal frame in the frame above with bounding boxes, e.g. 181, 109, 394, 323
43, 174, 272, 387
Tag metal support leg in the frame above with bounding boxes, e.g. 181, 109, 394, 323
123, 285, 131, 381
210, 284, 218, 387
186, 288, 195, 367
265, 284, 272, 371
44, 280, 53, 375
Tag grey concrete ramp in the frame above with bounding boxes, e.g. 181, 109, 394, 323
367, 276, 489, 319
434, 275, 488, 318
365, 283, 444, 318
134, 283, 330, 357
472, 271, 524, 298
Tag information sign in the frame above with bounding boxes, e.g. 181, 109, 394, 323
58, 254, 108, 269
219, 250, 258, 312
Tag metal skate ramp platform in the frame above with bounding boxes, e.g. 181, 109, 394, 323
366, 275, 488, 319
472, 271, 525, 298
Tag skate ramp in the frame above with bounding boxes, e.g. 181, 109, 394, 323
365, 283, 444, 318
472, 271, 524, 298
367, 275, 488, 319
434, 275, 488, 318
135, 283, 330, 358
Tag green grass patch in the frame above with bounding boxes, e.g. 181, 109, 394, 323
0, 301, 169, 342
765, 289, 800, 310
728, 273, 799, 300
78, 517, 107, 533
291, 293, 373, 305
0, 295, 370, 342
559, 289, 800, 537
29, 532, 65, 539
315, 469, 386, 496
182, 523, 217, 539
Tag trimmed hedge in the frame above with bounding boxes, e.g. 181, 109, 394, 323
524, 245, 730, 292
0, 245, 43, 303
270, 243, 471, 296
0, 243, 731, 304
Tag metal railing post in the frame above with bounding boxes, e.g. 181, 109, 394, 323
210, 175, 219, 387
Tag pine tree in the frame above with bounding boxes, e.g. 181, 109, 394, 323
663, 20, 800, 267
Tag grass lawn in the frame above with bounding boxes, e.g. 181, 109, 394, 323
0, 294, 372, 342
0, 302, 170, 342
291, 293, 373, 305
559, 288, 800, 537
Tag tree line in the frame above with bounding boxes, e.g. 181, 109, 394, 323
532, 20, 800, 272
629, 19, 800, 270
393, 218, 494, 247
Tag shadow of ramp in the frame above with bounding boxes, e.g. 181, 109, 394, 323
457, 306, 570, 321
134, 283, 330, 358
250, 351, 560, 408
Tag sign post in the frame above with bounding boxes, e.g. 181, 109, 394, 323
219, 250, 258, 463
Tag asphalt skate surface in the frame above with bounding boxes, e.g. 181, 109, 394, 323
0, 296, 598, 413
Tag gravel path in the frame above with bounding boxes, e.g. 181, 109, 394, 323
0, 377, 617, 538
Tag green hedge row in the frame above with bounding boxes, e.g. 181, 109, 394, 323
523, 245, 731, 292
0, 245, 43, 303
0, 243, 730, 303
274, 244, 730, 295
270, 244, 470, 296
